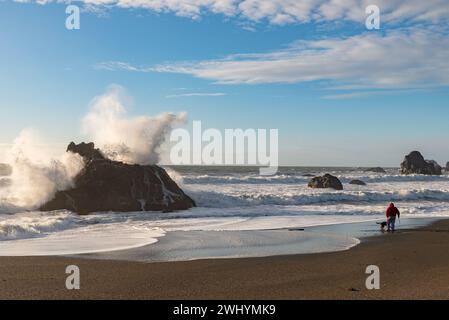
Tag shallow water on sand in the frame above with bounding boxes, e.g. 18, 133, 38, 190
1, 165, 449, 257
73, 218, 438, 262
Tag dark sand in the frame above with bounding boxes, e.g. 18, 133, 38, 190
0, 220, 448, 300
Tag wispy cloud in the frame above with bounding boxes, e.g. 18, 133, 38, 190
94, 61, 153, 72
95, 28, 449, 90
321, 89, 428, 100
166, 92, 227, 98
322, 91, 380, 100
149, 28, 449, 89
14, 0, 449, 26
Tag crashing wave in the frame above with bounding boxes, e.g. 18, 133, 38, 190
188, 188, 449, 208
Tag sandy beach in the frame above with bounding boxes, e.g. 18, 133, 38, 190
3, 0, 449, 305
0, 219, 448, 300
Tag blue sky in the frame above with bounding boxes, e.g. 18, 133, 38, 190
1, 1, 449, 166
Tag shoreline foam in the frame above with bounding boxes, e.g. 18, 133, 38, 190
0, 219, 448, 299
72, 217, 438, 263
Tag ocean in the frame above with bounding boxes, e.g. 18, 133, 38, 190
1, 166, 448, 257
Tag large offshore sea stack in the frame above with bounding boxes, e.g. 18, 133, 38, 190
400, 151, 442, 175
40, 142, 196, 214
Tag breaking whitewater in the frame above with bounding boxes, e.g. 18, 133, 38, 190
1, 86, 449, 259
1, 166, 449, 257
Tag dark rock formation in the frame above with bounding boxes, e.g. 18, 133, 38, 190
364, 167, 386, 174
400, 151, 442, 175
308, 174, 343, 190
40, 142, 196, 214
427, 160, 442, 175
446, 162, 449, 171
67, 142, 105, 161
349, 179, 367, 186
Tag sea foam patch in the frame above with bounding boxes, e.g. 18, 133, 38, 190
0, 219, 165, 256
2, 167, 449, 257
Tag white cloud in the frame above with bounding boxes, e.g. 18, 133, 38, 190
166, 92, 227, 98
146, 28, 449, 88
14, 0, 449, 25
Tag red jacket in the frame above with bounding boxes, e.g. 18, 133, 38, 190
386, 204, 400, 218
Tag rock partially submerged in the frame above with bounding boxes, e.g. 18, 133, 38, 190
40, 142, 196, 214
364, 167, 386, 174
349, 179, 367, 186
400, 151, 442, 175
308, 174, 343, 190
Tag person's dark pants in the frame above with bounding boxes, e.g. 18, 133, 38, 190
387, 216, 396, 231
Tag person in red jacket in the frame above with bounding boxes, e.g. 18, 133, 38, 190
386, 203, 400, 232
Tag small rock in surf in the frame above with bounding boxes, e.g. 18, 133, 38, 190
349, 179, 367, 186
363, 167, 386, 174
308, 174, 343, 190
